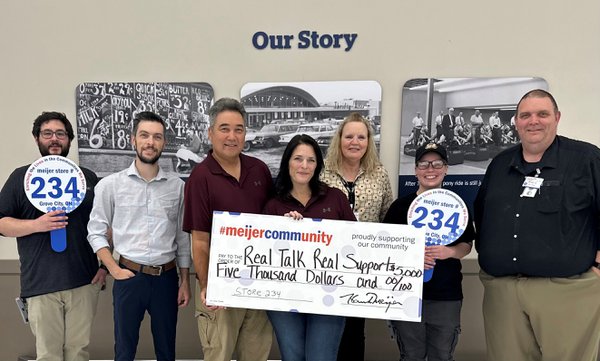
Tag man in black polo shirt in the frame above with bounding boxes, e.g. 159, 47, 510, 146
474, 89, 600, 361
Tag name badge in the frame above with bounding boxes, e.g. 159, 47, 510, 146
522, 176, 544, 189
520, 187, 538, 198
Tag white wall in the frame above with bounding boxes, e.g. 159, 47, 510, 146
1, 0, 600, 259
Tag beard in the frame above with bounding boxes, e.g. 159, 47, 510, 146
135, 145, 162, 164
38, 141, 70, 157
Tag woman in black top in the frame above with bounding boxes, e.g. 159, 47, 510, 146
383, 143, 474, 361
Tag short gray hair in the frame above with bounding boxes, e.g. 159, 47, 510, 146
208, 98, 247, 128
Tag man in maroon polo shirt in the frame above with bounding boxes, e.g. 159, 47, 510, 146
183, 98, 273, 361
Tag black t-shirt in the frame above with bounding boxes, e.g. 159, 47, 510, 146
383, 192, 474, 301
0, 165, 100, 298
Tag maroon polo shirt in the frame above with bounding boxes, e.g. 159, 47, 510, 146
183, 150, 273, 233
263, 186, 356, 222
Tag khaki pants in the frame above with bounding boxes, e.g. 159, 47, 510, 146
28, 283, 101, 361
480, 269, 600, 361
195, 280, 272, 361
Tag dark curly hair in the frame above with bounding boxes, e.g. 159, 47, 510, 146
31, 111, 74, 141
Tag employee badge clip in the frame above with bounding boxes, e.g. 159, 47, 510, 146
521, 168, 543, 198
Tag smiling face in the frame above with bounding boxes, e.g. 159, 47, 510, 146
208, 110, 246, 163
340, 121, 369, 163
35, 119, 71, 157
132, 120, 165, 164
515, 96, 560, 152
289, 143, 317, 188
415, 152, 447, 192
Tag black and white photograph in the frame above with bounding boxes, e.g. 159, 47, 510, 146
76, 82, 214, 177
240, 80, 382, 176
398, 77, 548, 204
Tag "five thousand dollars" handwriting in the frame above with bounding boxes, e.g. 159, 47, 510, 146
207, 212, 425, 322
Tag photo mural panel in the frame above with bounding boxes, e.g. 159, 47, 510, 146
397, 77, 548, 207
76, 82, 214, 177
240, 80, 382, 177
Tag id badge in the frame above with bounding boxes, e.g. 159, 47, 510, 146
520, 187, 538, 198
522, 176, 544, 189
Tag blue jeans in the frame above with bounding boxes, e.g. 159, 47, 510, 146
391, 300, 462, 361
268, 310, 345, 361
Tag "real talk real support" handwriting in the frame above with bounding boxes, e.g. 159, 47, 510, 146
216, 246, 421, 292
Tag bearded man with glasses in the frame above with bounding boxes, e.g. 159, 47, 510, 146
0, 111, 106, 361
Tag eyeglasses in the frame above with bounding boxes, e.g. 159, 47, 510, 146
40, 130, 68, 140
416, 160, 446, 170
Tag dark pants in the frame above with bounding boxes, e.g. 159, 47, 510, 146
337, 317, 365, 361
441, 126, 454, 145
491, 127, 502, 145
391, 300, 462, 361
413, 127, 422, 145
113, 267, 179, 361
472, 126, 482, 145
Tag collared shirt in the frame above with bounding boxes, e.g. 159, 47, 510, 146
183, 150, 273, 233
263, 186, 356, 222
470, 114, 483, 127
87, 162, 191, 268
475, 136, 600, 277
320, 164, 393, 222
489, 115, 501, 128
412, 116, 424, 128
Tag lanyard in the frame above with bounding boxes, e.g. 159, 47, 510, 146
339, 176, 356, 210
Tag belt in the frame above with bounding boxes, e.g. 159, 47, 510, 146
119, 256, 176, 276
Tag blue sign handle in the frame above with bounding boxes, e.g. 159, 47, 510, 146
424, 240, 436, 282
50, 213, 67, 252
423, 267, 434, 282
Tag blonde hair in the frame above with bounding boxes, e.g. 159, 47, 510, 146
325, 112, 381, 174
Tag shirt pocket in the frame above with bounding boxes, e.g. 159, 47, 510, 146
158, 197, 179, 222
536, 182, 562, 213
114, 194, 146, 219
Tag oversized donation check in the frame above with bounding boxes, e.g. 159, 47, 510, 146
206, 211, 426, 322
